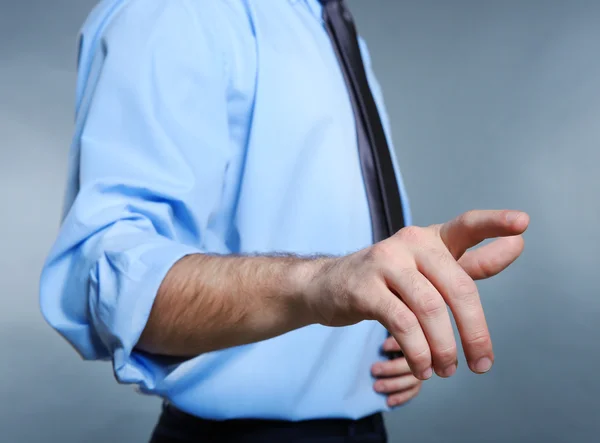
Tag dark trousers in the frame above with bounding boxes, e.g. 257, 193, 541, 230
149, 403, 388, 443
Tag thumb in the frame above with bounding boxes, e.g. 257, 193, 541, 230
439, 209, 529, 259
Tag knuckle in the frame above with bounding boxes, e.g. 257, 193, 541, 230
475, 256, 499, 279
388, 308, 420, 336
397, 225, 426, 244
366, 241, 394, 264
396, 267, 420, 283
417, 294, 447, 319
397, 267, 425, 294
408, 346, 431, 367
425, 246, 452, 267
363, 291, 401, 323
453, 274, 478, 302
435, 248, 452, 264
433, 344, 457, 363
459, 210, 476, 227
465, 328, 491, 348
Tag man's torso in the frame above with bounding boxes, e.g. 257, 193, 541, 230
72, 0, 412, 421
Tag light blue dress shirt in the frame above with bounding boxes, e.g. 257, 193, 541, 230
40, 0, 412, 421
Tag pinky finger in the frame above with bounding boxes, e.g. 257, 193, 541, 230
387, 384, 422, 408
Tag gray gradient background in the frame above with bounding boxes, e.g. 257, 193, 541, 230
1, 0, 598, 442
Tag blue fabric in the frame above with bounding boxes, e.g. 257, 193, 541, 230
40, 0, 412, 421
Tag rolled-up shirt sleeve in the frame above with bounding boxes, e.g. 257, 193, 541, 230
39, 0, 231, 390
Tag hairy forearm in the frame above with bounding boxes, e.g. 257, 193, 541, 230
136, 253, 328, 357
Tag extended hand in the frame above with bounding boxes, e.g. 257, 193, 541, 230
305, 210, 529, 380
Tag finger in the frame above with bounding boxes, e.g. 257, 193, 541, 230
374, 375, 421, 394
372, 289, 433, 380
416, 246, 493, 374
382, 336, 401, 352
439, 210, 529, 259
385, 267, 458, 378
371, 356, 412, 377
387, 384, 422, 408
459, 235, 525, 280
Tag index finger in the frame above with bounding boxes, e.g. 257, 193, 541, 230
439, 210, 529, 259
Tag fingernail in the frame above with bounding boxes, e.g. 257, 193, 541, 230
374, 381, 385, 392
372, 365, 382, 375
474, 357, 492, 373
440, 364, 456, 377
421, 367, 433, 379
506, 211, 522, 223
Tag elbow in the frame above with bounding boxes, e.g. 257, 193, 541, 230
39, 210, 202, 386
38, 225, 145, 362
39, 247, 109, 361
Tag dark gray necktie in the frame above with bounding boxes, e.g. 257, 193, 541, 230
319, 0, 405, 358
320, 0, 405, 243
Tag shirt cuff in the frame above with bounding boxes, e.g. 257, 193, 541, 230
96, 239, 201, 389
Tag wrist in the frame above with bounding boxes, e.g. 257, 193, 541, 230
288, 256, 336, 326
